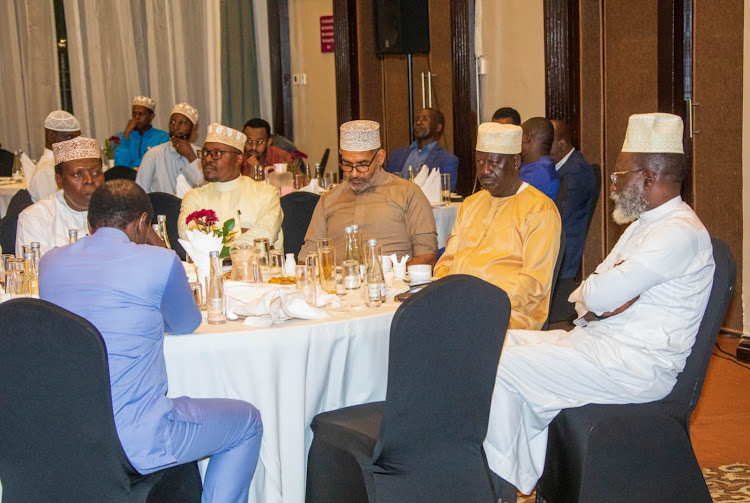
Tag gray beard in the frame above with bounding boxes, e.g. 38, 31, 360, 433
611, 187, 648, 225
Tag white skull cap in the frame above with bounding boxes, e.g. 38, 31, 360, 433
340, 120, 381, 151
621, 113, 684, 154
133, 95, 156, 111
53, 137, 100, 165
171, 102, 198, 125
205, 123, 246, 152
476, 122, 522, 154
44, 110, 80, 132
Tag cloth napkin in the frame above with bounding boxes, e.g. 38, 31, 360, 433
20, 152, 36, 180
224, 281, 336, 325
420, 168, 442, 203
178, 229, 223, 284
298, 178, 323, 194
175, 174, 192, 198
413, 165, 430, 186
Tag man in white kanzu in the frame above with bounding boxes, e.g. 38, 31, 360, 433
136, 102, 204, 196
484, 113, 715, 502
16, 137, 104, 256
178, 123, 283, 249
26, 110, 82, 202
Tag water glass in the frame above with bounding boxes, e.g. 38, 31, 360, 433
296, 265, 317, 305
269, 249, 285, 277
253, 238, 271, 266
189, 281, 204, 308
305, 251, 319, 280
441, 173, 451, 203
318, 246, 336, 294
325, 172, 339, 188
316, 238, 333, 250
0, 253, 14, 289
253, 165, 264, 181
5, 269, 28, 298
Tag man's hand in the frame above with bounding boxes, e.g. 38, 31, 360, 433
172, 137, 197, 162
246, 154, 261, 169
583, 296, 640, 322
406, 254, 438, 267
123, 118, 138, 140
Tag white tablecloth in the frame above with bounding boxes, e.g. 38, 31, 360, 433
432, 202, 459, 249
163, 301, 398, 503
0, 178, 26, 219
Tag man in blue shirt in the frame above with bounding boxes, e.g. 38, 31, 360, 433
385, 108, 459, 191
39, 179, 262, 502
114, 95, 170, 168
519, 117, 560, 200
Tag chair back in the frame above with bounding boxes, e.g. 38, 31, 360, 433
148, 192, 186, 261
105, 165, 138, 181
319, 148, 330, 171
0, 298, 151, 501
369, 275, 510, 501
543, 231, 566, 330
280, 191, 320, 261
0, 188, 33, 253
663, 237, 736, 420
0, 148, 13, 177
585, 164, 602, 231
554, 174, 569, 215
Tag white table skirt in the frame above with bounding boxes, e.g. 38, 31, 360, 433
0, 178, 25, 220
163, 302, 398, 503
432, 202, 459, 249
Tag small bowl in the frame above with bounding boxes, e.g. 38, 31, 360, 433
407, 264, 432, 283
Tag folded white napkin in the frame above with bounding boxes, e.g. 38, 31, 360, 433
182, 261, 198, 283
224, 281, 335, 324
20, 152, 35, 180
420, 168, 442, 203
413, 165, 429, 186
178, 229, 223, 284
298, 178, 323, 194
175, 174, 192, 198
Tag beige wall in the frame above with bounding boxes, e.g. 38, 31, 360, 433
288, 0, 338, 171
743, 0, 750, 334
479, 0, 546, 124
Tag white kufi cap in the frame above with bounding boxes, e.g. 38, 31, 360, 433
133, 95, 156, 111
53, 137, 100, 165
476, 122, 522, 154
339, 120, 381, 151
205, 123, 246, 152
171, 102, 198, 125
621, 113, 684, 154
44, 110, 80, 132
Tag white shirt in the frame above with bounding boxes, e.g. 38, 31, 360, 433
16, 190, 90, 256
27, 149, 58, 203
484, 196, 715, 494
135, 141, 203, 195
554, 148, 575, 171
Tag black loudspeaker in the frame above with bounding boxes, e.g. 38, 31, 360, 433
373, 0, 430, 55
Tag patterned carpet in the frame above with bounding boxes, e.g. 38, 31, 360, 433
518, 463, 750, 502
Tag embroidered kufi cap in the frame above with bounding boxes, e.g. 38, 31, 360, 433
44, 110, 80, 132
171, 102, 198, 125
621, 113, 684, 154
339, 120, 381, 151
205, 123, 246, 152
53, 137, 100, 165
476, 122, 522, 154
133, 95, 156, 111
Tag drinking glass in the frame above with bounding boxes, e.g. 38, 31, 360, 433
269, 249, 285, 277
253, 238, 271, 266
325, 172, 339, 188
441, 173, 451, 203
253, 165, 264, 181
318, 246, 336, 294
5, 269, 28, 298
189, 281, 204, 308
305, 251, 319, 280
0, 253, 13, 289
295, 265, 317, 305
316, 238, 333, 250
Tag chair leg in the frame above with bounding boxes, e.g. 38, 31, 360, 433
535, 489, 544, 503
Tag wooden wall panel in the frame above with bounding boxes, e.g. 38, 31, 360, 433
693, 0, 743, 331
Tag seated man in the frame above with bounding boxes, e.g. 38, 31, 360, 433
240, 118, 291, 176
519, 117, 560, 199
114, 96, 169, 168
484, 113, 714, 502
136, 102, 204, 195
39, 180, 263, 502
299, 120, 437, 266
16, 137, 104, 255
434, 122, 561, 330
492, 106, 521, 126
179, 123, 284, 249
27, 110, 81, 202
385, 108, 459, 191
548, 119, 598, 321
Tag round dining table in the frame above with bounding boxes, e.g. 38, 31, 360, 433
0, 178, 26, 218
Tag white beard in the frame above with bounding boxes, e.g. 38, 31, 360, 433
611, 187, 648, 225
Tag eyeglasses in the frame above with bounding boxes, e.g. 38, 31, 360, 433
245, 139, 267, 147
200, 148, 239, 160
610, 168, 644, 183
340, 151, 378, 173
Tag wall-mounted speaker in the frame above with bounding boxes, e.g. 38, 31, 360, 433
373, 0, 430, 55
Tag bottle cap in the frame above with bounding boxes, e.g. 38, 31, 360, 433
368, 239, 377, 245
157, 214, 167, 222
209, 251, 220, 258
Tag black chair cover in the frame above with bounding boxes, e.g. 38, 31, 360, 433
280, 191, 320, 261
0, 148, 13, 177
105, 165, 138, 181
554, 174, 569, 215
0, 298, 202, 502
148, 191, 186, 261
307, 275, 510, 503
536, 238, 736, 503
0, 188, 33, 253
543, 231, 566, 330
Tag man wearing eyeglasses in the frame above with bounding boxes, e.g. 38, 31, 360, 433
298, 120, 437, 266
240, 118, 291, 176
178, 123, 283, 249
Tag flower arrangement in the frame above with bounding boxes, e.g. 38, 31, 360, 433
103, 135, 121, 160
185, 209, 237, 257
289, 149, 308, 174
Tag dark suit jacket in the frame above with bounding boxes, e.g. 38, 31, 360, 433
557, 150, 597, 278
385, 143, 459, 191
